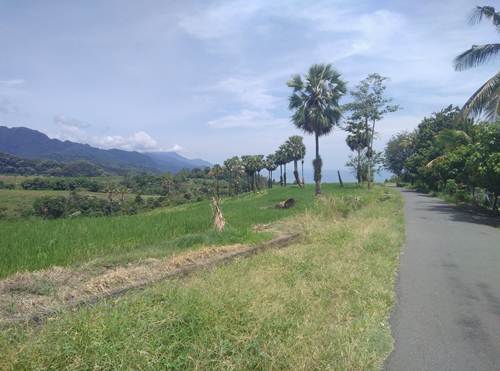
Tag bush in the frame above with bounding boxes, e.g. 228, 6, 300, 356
33, 196, 67, 219
444, 179, 458, 195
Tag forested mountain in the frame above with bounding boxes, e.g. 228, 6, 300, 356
0, 126, 210, 173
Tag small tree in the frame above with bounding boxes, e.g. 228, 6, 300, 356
384, 131, 416, 182
344, 73, 399, 189
344, 119, 370, 183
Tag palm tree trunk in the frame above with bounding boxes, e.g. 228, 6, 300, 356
314, 132, 321, 195
293, 160, 302, 188
284, 163, 287, 186
301, 159, 304, 185
280, 165, 283, 186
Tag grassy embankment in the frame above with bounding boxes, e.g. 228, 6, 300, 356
0, 185, 404, 370
0, 184, 347, 278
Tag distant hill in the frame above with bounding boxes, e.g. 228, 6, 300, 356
0, 126, 211, 174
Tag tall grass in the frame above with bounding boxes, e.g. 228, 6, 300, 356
0, 184, 356, 278
0, 186, 404, 370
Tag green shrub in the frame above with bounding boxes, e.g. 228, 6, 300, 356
444, 179, 458, 195
33, 196, 67, 219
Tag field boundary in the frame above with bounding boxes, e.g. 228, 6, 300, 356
0, 233, 299, 327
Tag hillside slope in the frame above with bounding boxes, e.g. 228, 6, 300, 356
0, 126, 210, 173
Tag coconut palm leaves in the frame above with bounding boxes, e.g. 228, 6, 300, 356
287, 63, 347, 195
455, 6, 500, 120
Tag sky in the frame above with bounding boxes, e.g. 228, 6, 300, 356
0, 0, 498, 171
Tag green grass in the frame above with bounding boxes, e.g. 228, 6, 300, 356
0, 184, 357, 278
0, 186, 404, 370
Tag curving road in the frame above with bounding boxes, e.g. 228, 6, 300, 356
385, 189, 500, 371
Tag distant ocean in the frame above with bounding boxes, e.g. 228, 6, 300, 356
271, 168, 393, 184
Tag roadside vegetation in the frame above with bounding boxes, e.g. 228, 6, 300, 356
384, 5, 500, 214
0, 185, 404, 370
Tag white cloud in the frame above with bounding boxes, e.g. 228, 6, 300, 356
169, 144, 184, 152
208, 109, 288, 129
0, 79, 25, 87
52, 116, 180, 152
94, 131, 162, 152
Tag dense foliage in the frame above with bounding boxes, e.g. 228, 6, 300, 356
33, 192, 164, 219
0, 152, 105, 176
385, 105, 500, 213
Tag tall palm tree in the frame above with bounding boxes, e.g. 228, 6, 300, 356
265, 154, 277, 188
274, 148, 285, 186
286, 135, 306, 187
287, 63, 347, 195
455, 6, 500, 120
278, 143, 292, 187
223, 156, 242, 195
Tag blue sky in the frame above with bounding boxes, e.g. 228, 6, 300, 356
0, 0, 498, 170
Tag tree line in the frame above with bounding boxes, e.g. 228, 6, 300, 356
384, 106, 499, 213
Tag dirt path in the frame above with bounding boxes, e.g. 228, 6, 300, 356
385, 190, 500, 371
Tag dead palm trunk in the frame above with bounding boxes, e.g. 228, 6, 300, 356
212, 196, 225, 232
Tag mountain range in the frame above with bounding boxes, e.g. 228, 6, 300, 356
0, 126, 211, 174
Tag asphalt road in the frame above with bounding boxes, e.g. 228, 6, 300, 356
385, 189, 500, 371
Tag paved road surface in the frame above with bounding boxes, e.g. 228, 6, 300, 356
385, 190, 500, 371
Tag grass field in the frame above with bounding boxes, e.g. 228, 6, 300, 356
0, 185, 404, 370
0, 184, 355, 278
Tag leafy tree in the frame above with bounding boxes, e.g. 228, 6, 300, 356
346, 150, 384, 184
454, 6, 500, 120
344, 119, 370, 183
287, 63, 347, 195
344, 73, 399, 189
384, 131, 416, 180
286, 135, 306, 187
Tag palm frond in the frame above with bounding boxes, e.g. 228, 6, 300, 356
462, 71, 500, 120
454, 44, 500, 70
469, 6, 500, 30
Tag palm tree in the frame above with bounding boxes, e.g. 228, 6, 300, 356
278, 143, 292, 187
265, 154, 278, 188
254, 155, 265, 190
286, 135, 306, 187
274, 148, 285, 186
223, 156, 242, 195
455, 6, 500, 120
287, 63, 347, 195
